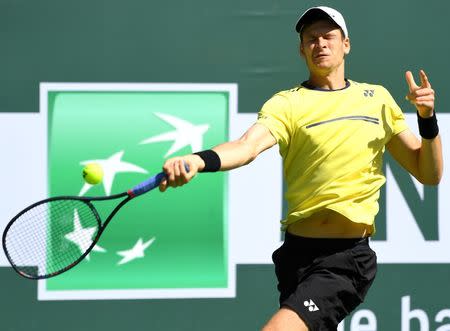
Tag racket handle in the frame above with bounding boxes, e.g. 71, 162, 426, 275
128, 163, 190, 198
128, 172, 166, 197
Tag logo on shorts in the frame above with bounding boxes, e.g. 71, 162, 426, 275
304, 299, 320, 312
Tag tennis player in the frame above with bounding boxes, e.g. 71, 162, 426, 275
159, 6, 443, 330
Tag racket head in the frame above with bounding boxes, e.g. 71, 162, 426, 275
2, 197, 102, 279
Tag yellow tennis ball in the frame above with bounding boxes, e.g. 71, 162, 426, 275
82, 163, 104, 185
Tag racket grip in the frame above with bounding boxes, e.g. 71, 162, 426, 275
128, 163, 190, 198
128, 172, 166, 197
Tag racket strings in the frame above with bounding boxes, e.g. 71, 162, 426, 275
4, 199, 100, 278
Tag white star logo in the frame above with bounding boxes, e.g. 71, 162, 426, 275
79, 150, 148, 196
64, 209, 106, 261
116, 237, 156, 265
140, 112, 209, 157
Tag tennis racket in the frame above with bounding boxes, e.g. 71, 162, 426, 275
2, 169, 176, 280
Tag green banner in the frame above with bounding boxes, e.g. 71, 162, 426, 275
46, 87, 230, 296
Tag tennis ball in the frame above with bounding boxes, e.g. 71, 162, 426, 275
82, 163, 104, 185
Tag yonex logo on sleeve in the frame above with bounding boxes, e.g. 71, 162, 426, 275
304, 299, 320, 312
257, 113, 269, 120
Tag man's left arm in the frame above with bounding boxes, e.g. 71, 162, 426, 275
386, 70, 443, 185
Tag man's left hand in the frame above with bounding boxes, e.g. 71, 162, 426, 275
405, 69, 435, 118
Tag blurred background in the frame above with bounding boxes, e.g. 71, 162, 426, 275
1, 0, 449, 330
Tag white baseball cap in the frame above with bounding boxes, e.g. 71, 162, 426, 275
295, 6, 348, 38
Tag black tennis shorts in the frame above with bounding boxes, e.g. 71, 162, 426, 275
272, 232, 377, 330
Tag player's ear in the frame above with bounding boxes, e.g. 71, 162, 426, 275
299, 40, 305, 58
343, 37, 351, 55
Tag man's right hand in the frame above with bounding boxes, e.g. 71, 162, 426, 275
159, 154, 205, 192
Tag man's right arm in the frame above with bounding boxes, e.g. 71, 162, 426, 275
159, 123, 277, 192
212, 123, 277, 170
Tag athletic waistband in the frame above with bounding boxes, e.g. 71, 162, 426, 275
284, 231, 369, 252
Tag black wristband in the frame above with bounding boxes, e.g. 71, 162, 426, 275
417, 111, 439, 139
193, 150, 221, 172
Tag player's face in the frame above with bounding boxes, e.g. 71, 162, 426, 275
300, 19, 350, 74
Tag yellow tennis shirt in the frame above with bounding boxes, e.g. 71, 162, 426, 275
256, 80, 409, 231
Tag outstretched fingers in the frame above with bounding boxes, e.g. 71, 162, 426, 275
404, 69, 435, 116
419, 69, 432, 88
405, 71, 419, 93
